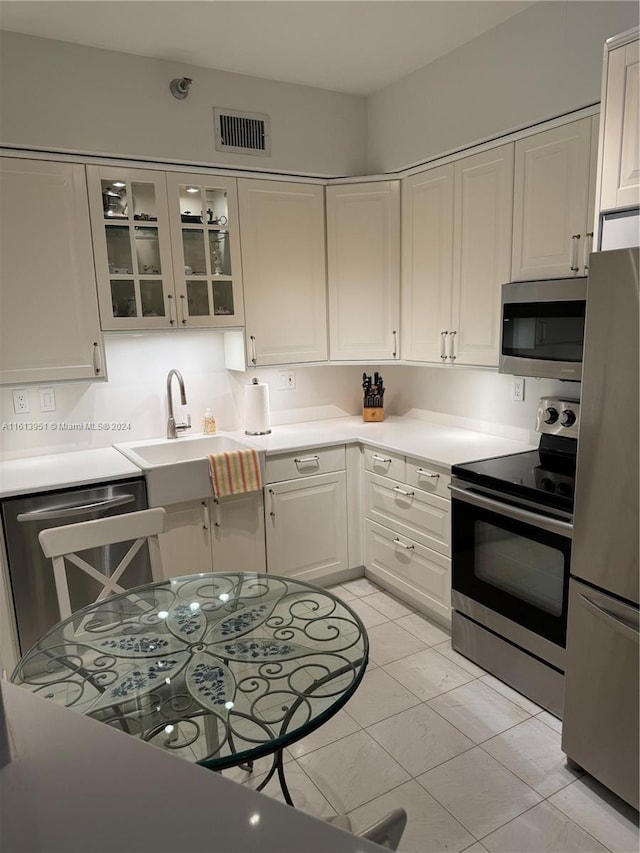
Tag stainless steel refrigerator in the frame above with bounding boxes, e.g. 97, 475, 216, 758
562, 247, 639, 810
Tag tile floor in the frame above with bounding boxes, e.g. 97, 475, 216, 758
225, 578, 640, 853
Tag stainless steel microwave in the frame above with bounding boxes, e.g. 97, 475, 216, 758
499, 278, 587, 381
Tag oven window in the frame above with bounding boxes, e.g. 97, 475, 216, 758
502, 300, 585, 362
475, 520, 565, 616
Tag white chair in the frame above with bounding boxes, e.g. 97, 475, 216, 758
328, 808, 407, 850
38, 508, 166, 620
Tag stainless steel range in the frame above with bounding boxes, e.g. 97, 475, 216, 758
449, 396, 580, 717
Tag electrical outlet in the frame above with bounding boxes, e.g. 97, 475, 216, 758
12, 389, 30, 413
39, 387, 56, 412
512, 377, 525, 403
278, 371, 296, 390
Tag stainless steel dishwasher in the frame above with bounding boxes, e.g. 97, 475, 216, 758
1, 477, 152, 655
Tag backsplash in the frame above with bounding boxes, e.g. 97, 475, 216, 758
0, 332, 573, 458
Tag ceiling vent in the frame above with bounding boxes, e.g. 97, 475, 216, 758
214, 108, 271, 156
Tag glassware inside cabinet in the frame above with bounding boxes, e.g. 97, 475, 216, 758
212, 280, 235, 315
101, 179, 127, 219
181, 229, 207, 274
110, 280, 137, 318
208, 230, 230, 275
204, 188, 229, 225
131, 182, 158, 221
186, 280, 210, 316
134, 226, 162, 275
140, 280, 166, 317
106, 226, 133, 274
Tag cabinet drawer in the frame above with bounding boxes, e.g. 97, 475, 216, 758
265, 445, 345, 484
363, 445, 405, 481
365, 519, 451, 624
364, 471, 450, 556
405, 457, 451, 499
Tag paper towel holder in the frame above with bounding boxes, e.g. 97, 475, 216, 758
244, 377, 272, 436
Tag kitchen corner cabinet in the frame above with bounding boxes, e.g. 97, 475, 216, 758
87, 166, 244, 330
402, 144, 513, 367
0, 158, 105, 384
326, 181, 400, 361
512, 117, 596, 281
158, 493, 266, 580
599, 33, 640, 213
362, 447, 452, 624
264, 447, 348, 582
238, 179, 327, 366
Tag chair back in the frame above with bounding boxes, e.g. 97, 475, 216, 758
38, 508, 166, 620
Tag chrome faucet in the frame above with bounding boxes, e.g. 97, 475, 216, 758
166, 369, 191, 439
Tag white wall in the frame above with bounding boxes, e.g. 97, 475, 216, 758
0, 31, 367, 178
367, 1, 639, 173
0, 326, 570, 458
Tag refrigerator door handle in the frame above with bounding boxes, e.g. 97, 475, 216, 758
578, 592, 640, 644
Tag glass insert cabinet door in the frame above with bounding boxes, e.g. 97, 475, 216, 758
166, 173, 245, 327
87, 166, 176, 330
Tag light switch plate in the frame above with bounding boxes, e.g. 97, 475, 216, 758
39, 387, 56, 412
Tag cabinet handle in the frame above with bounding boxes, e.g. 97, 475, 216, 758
448, 330, 457, 361
212, 497, 222, 528
371, 454, 392, 464
416, 468, 439, 480
294, 455, 320, 466
393, 486, 415, 498
202, 500, 210, 530
440, 331, 449, 360
570, 235, 581, 272
583, 232, 593, 272
92, 342, 103, 375
250, 335, 257, 365
179, 294, 187, 325
393, 538, 415, 551
268, 488, 276, 518
392, 330, 398, 358
168, 293, 176, 325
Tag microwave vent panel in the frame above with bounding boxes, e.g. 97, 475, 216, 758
214, 108, 271, 156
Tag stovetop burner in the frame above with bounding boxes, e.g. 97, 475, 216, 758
452, 397, 580, 514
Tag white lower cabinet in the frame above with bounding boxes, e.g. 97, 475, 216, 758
362, 446, 452, 624
159, 493, 265, 580
365, 520, 451, 624
264, 446, 348, 582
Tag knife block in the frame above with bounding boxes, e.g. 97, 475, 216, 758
362, 398, 384, 422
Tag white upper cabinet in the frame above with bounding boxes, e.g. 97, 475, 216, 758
599, 33, 640, 213
88, 167, 243, 331
238, 179, 327, 366
401, 165, 454, 363
165, 173, 244, 328
451, 144, 514, 366
326, 181, 400, 361
0, 158, 104, 384
512, 117, 595, 280
87, 166, 176, 330
401, 145, 513, 367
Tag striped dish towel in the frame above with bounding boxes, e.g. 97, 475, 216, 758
209, 449, 263, 497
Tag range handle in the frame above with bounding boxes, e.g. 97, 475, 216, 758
448, 482, 573, 538
17, 494, 136, 522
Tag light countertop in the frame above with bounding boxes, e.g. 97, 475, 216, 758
0, 416, 534, 500
0, 447, 143, 499
228, 415, 534, 468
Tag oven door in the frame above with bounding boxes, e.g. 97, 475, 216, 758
450, 480, 572, 650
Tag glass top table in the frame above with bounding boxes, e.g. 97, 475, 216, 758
11, 572, 368, 805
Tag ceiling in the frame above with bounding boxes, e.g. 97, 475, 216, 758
0, 0, 536, 96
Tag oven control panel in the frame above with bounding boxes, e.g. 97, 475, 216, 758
536, 397, 580, 439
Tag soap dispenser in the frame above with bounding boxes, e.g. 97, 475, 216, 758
202, 408, 216, 435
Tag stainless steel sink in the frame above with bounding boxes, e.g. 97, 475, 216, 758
114, 434, 264, 506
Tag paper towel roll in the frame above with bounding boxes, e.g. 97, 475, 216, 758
244, 381, 271, 435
